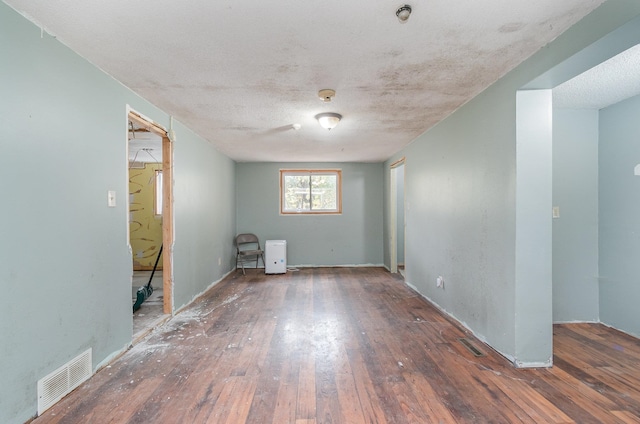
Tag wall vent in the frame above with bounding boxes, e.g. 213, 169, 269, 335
458, 338, 485, 357
37, 348, 92, 415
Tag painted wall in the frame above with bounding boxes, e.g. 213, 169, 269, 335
552, 109, 600, 323
172, 122, 236, 310
396, 166, 405, 265
514, 89, 553, 367
383, 2, 640, 365
236, 162, 383, 267
0, 4, 236, 423
129, 163, 163, 269
599, 94, 640, 337
391, 88, 519, 362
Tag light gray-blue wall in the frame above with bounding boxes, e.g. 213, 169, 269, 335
396, 166, 405, 264
236, 162, 383, 266
551, 98, 640, 337
172, 122, 237, 309
599, 94, 640, 337
552, 109, 600, 323
383, 1, 640, 366
0, 4, 235, 423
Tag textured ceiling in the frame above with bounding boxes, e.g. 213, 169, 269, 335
6, 0, 606, 162
553, 43, 640, 109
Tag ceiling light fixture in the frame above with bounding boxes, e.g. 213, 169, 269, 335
315, 112, 342, 130
396, 5, 412, 23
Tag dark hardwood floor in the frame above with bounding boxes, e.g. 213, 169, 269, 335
32, 268, 640, 423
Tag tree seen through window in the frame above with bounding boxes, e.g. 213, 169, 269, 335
280, 170, 341, 214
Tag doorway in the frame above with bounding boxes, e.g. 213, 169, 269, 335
515, 17, 640, 365
390, 158, 406, 275
127, 110, 173, 337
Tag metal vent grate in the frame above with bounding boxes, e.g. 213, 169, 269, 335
458, 338, 485, 357
37, 349, 92, 415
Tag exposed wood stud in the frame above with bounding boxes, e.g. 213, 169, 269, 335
161, 135, 173, 315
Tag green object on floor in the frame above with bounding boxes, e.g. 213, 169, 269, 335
133, 285, 153, 312
132, 244, 163, 313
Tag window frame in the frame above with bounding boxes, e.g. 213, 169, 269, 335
279, 169, 342, 215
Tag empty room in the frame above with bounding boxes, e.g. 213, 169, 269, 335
3, 0, 640, 423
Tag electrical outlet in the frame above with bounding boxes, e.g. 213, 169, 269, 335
218, 257, 222, 266
436, 276, 444, 288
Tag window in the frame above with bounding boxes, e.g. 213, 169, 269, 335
280, 169, 342, 214
154, 169, 163, 216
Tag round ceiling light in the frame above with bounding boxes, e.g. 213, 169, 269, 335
315, 112, 342, 130
396, 5, 412, 23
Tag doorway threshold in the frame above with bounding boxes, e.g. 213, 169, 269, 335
132, 270, 169, 341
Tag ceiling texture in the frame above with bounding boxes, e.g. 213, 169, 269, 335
6, 0, 608, 162
553, 43, 640, 110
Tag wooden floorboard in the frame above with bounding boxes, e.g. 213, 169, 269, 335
31, 267, 640, 423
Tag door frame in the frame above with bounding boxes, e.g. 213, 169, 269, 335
390, 157, 405, 274
128, 110, 174, 314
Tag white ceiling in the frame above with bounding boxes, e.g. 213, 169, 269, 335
6, 0, 608, 162
553, 43, 640, 110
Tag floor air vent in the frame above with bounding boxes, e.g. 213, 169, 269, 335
38, 348, 92, 415
458, 338, 485, 357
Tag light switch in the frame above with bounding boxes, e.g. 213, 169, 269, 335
552, 206, 560, 219
108, 190, 116, 207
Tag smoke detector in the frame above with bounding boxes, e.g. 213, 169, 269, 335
318, 89, 336, 103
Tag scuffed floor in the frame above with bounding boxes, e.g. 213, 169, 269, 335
132, 270, 166, 338
32, 268, 640, 423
